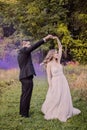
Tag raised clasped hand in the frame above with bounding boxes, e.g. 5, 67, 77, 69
52, 36, 58, 39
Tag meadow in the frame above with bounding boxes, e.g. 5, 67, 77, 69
0, 65, 87, 130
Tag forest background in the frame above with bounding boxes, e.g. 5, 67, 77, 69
0, 0, 87, 64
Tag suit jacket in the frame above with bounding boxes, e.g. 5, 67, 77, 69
17, 39, 45, 80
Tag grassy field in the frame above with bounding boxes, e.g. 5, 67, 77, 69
0, 65, 87, 130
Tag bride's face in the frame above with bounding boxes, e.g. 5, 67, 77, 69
53, 50, 58, 60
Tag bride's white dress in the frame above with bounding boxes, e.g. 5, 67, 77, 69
41, 64, 81, 122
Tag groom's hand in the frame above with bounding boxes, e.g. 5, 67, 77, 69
43, 34, 53, 42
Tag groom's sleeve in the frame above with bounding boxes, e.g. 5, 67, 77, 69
21, 39, 46, 54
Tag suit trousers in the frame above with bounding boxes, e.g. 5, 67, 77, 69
20, 76, 33, 117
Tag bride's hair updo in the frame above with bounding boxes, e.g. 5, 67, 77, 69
41, 49, 57, 67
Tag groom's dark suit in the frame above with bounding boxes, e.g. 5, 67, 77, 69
17, 39, 46, 117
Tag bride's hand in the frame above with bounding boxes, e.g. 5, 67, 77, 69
53, 36, 58, 39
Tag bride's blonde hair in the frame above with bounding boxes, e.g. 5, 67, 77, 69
41, 49, 57, 67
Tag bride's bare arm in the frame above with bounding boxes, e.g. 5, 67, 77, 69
46, 63, 52, 87
53, 36, 62, 63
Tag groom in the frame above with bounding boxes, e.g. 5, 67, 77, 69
17, 34, 53, 118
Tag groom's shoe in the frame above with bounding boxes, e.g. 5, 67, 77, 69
21, 114, 30, 118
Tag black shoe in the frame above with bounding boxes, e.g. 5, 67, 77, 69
21, 115, 29, 118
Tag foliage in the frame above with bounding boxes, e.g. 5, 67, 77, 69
70, 39, 87, 64
0, 0, 87, 63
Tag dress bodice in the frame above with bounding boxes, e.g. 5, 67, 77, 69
51, 64, 63, 77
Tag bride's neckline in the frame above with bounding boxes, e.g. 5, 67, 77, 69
51, 60, 61, 66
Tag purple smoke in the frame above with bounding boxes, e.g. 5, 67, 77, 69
0, 54, 18, 69
0, 49, 45, 76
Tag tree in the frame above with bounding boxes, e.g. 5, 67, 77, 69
0, 0, 87, 64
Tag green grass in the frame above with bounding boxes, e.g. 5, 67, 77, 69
0, 65, 87, 130
0, 76, 87, 130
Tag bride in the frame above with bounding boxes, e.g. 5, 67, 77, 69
41, 36, 81, 122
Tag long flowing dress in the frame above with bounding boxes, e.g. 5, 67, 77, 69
41, 64, 81, 122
